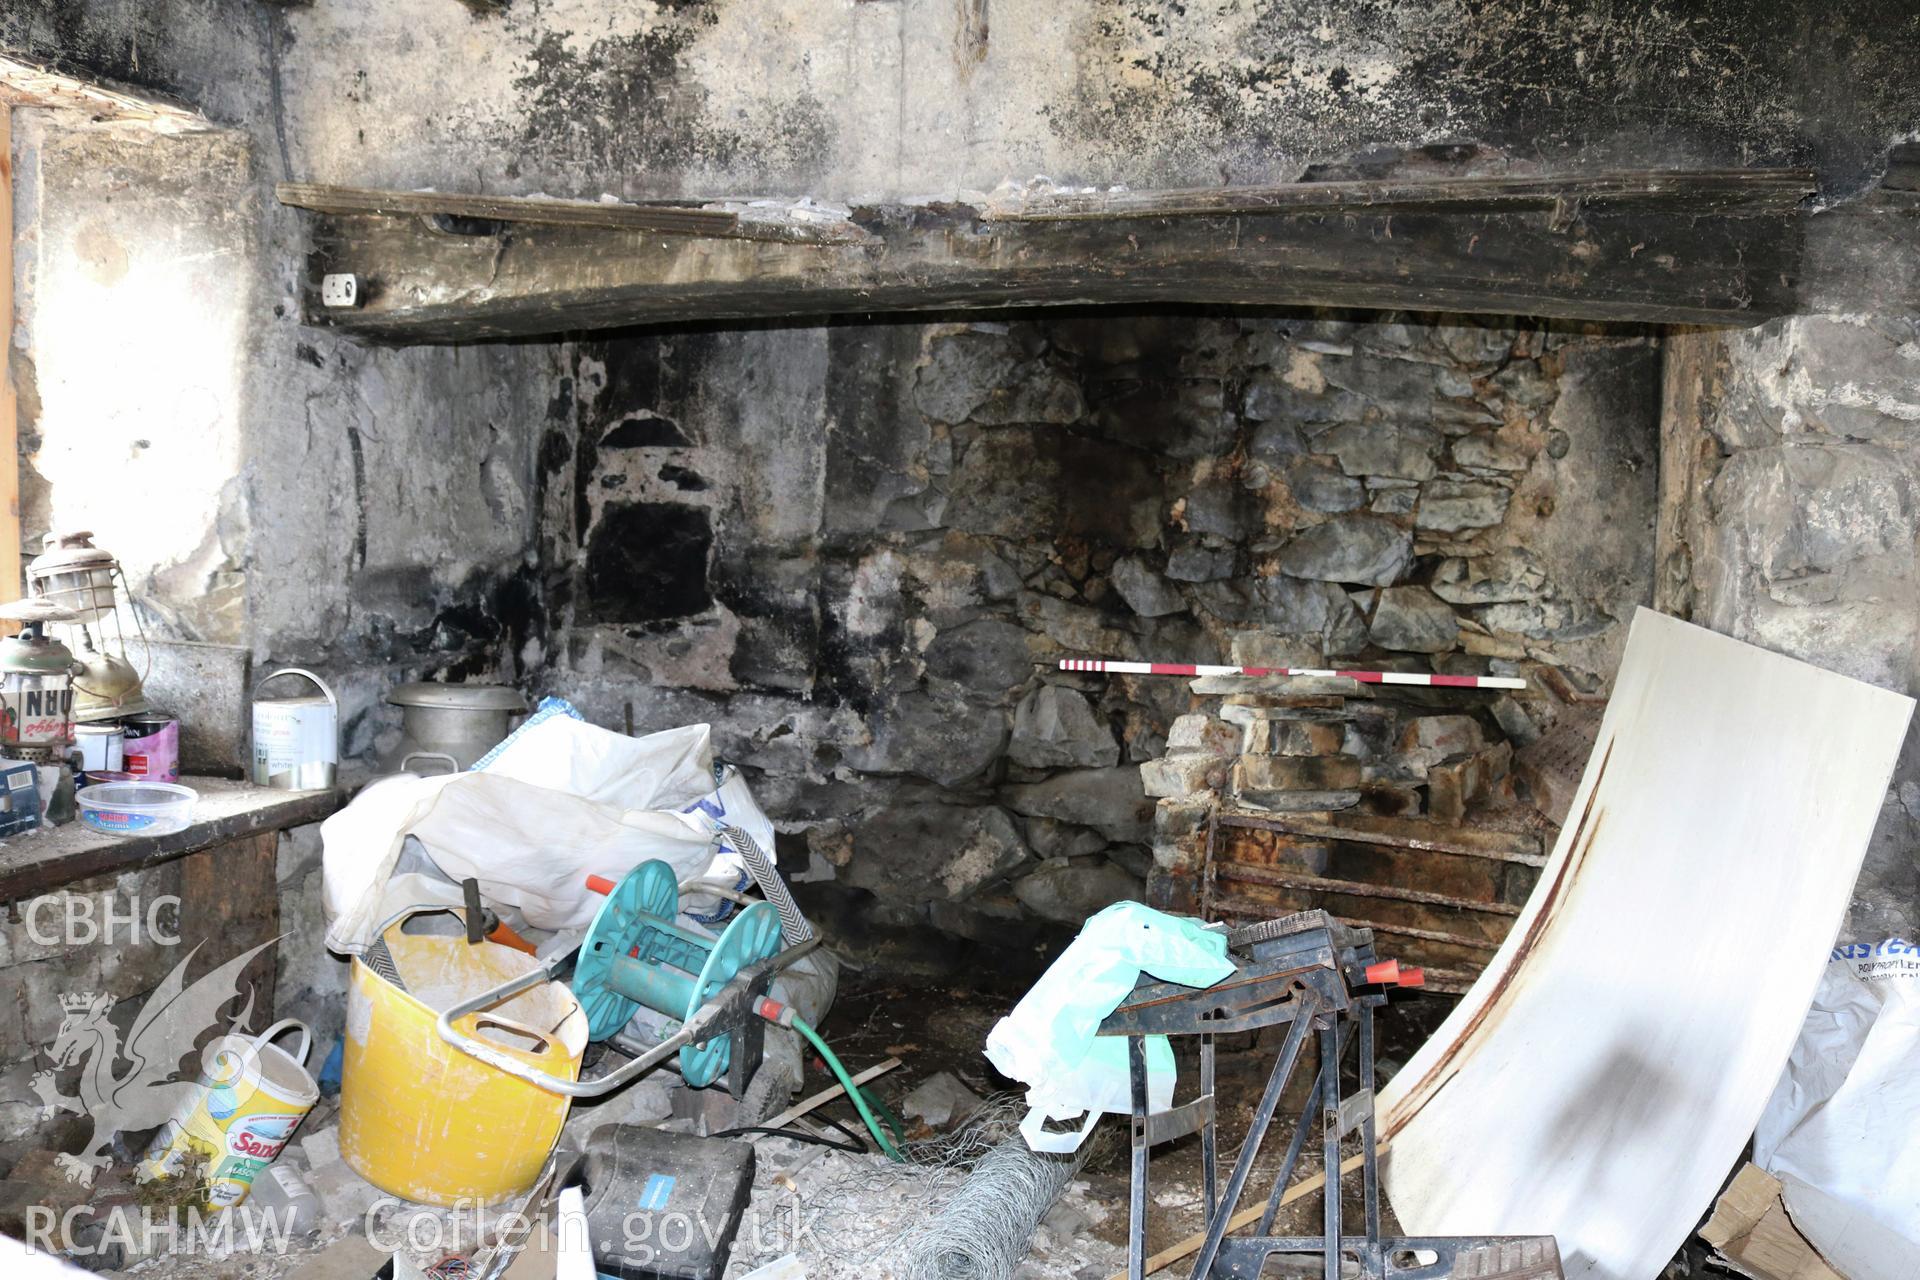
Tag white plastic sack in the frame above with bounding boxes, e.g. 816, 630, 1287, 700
986, 901, 1234, 1154
408, 773, 726, 927
473, 717, 713, 812
322, 717, 760, 955
1754, 937, 1920, 1276
682, 765, 778, 874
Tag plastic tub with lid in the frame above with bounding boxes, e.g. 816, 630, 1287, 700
77, 781, 197, 836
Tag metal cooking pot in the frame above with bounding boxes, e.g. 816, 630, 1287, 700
386, 682, 528, 775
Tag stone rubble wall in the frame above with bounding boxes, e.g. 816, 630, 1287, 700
542, 313, 1658, 934
1661, 318, 1920, 941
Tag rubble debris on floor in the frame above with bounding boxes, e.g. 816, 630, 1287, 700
899, 1073, 984, 1132
727, 1101, 1125, 1280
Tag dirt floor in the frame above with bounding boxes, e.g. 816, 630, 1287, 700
53, 944, 1461, 1280
816, 965, 1459, 1259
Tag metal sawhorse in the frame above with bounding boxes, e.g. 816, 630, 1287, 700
1098, 909, 1562, 1280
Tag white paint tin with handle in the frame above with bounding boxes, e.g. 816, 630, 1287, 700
251, 668, 337, 790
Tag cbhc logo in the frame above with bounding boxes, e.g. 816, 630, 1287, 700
25, 893, 182, 946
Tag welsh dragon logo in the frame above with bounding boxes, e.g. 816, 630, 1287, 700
30, 939, 278, 1185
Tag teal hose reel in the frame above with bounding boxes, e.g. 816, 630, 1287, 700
572, 860, 784, 1087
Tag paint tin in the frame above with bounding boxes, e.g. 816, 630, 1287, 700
251, 669, 337, 791
122, 714, 180, 783
75, 723, 125, 775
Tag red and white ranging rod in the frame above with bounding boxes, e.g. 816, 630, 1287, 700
1058, 657, 1525, 690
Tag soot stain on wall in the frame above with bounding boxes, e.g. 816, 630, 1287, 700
540, 312, 1664, 940
605, 415, 691, 448
1060, 0, 1920, 189
508, 9, 835, 194
586, 501, 716, 623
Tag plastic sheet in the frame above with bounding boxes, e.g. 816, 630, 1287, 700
1754, 938, 1920, 1277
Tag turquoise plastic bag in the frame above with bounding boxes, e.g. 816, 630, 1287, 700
985, 901, 1234, 1152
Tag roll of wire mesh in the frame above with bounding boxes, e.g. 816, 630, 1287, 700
902, 1132, 1092, 1280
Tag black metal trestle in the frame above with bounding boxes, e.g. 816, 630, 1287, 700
1097, 910, 1563, 1280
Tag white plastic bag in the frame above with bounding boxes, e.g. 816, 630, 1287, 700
322, 717, 759, 955
986, 901, 1234, 1154
1754, 937, 1920, 1275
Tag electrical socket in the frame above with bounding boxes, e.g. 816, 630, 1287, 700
320, 273, 359, 308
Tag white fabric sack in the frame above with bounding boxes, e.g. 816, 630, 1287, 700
409, 773, 726, 928
1754, 938, 1920, 1275
322, 719, 751, 955
684, 765, 778, 870
322, 770, 462, 951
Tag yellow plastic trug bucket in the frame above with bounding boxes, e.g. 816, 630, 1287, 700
340, 911, 586, 1207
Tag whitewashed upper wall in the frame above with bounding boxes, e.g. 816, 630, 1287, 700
267, 0, 1920, 201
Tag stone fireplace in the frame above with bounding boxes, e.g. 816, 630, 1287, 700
1, 12, 1917, 1274
10, 0, 1914, 1079
531, 309, 1658, 959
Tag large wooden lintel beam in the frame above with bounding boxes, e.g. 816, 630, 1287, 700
290, 171, 1817, 341
276, 182, 869, 244
991, 168, 1815, 221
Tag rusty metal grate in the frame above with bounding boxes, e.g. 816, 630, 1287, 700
1200, 808, 1547, 993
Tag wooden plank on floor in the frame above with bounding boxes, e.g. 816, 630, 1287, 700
758, 1057, 902, 1131
1110, 1149, 1378, 1280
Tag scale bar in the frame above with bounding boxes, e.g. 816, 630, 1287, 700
1058, 658, 1525, 690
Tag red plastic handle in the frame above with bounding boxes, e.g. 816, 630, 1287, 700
1399, 967, 1426, 989
1363, 959, 1401, 985
585, 874, 617, 896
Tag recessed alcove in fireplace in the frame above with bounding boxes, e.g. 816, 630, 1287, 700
518, 307, 1657, 977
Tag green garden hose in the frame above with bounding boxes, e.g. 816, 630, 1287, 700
789, 1012, 905, 1162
